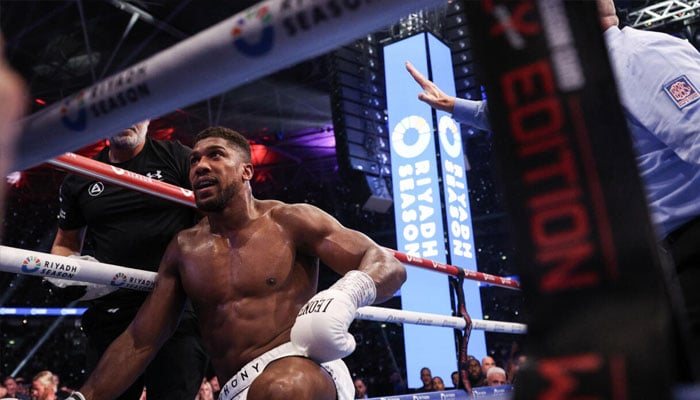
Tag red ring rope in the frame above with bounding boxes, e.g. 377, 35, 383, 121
48, 152, 521, 290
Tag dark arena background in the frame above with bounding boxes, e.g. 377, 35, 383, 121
2, 0, 699, 397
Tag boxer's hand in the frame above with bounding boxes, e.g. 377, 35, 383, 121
44, 255, 117, 301
291, 270, 376, 363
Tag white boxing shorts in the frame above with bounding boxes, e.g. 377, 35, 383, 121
218, 342, 353, 400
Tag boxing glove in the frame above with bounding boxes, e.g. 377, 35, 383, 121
44, 255, 117, 301
66, 391, 86, 400
290, 270, 376, 363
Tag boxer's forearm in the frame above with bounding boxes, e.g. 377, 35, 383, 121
359, 247, 406, 304
78, 331, 155, 399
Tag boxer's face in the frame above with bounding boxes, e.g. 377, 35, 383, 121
190, 137, 252, 212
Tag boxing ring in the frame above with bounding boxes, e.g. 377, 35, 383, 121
0, 236, 524, 400
3, 150, 527, 398
3, 0, 528, 398
3, 151, 527, 340
5, 0, 700, 400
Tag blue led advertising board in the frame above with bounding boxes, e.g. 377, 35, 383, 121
385, 32, 486, 388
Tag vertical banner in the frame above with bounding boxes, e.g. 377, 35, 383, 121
428, 34, 487, 366
385, 33, 485, 388
462, 0, 683, 398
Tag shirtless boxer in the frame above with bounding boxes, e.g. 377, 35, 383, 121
68, 126, 407, 400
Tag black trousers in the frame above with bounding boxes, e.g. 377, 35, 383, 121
662, 216, 700, 378
82, 302, 208, 400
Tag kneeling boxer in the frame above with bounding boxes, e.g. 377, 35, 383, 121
68, 127, 406, 400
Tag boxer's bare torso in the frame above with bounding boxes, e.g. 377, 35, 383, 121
173, 200, 319, 379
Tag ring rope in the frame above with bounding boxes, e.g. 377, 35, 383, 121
48, 152, 521, 290
48, 152, 195, 208
389, 249, 520, 290
451, 274, 474, 395
15, 0, 445, 172
356, 306, 526, 334
0, 245, 527, 334
0, 245, 157, 290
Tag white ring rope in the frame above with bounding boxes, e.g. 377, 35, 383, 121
15, 0, 445, 171
357, 306, 526, 334
0, 245, 156, 291
0, 245, 526, 334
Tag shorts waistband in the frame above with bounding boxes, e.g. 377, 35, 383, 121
218, 342, 301, 400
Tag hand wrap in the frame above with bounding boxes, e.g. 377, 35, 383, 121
290, 270, 376, 363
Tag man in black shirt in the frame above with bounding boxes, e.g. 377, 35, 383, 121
50, 120, 208, 400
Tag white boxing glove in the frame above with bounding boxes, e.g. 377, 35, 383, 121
290, 270, 376, 363
45, 255, 118, 301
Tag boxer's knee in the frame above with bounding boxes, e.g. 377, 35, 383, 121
248, 357, 335, 400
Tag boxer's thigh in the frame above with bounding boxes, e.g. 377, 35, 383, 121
248, 356, 336, 400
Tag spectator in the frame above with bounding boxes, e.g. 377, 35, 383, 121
194, 380, 214, 400
486, 367, 507, 387
207, 376, 220, 399
414, 367, 433, 393
481, 356, 496, 377
506, 354, 528, 384
389, 371, 407, 394
51, 374, 72, 400
2, 376, 29, 400
30, 371, 56, 400
431, 376, 445, 391
467, 358, 486, 388
353, 377, 369, 399
450, 371, 459, 389
14, 378, 29, 400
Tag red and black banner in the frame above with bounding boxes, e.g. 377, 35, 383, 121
462, 1, 687, 398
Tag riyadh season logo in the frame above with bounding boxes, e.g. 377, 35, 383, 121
60, 91, 88, 131
231, 5, 274, 57
111, 272, 128, 287
391, 115, 432, 159
21, 256, 42, 273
